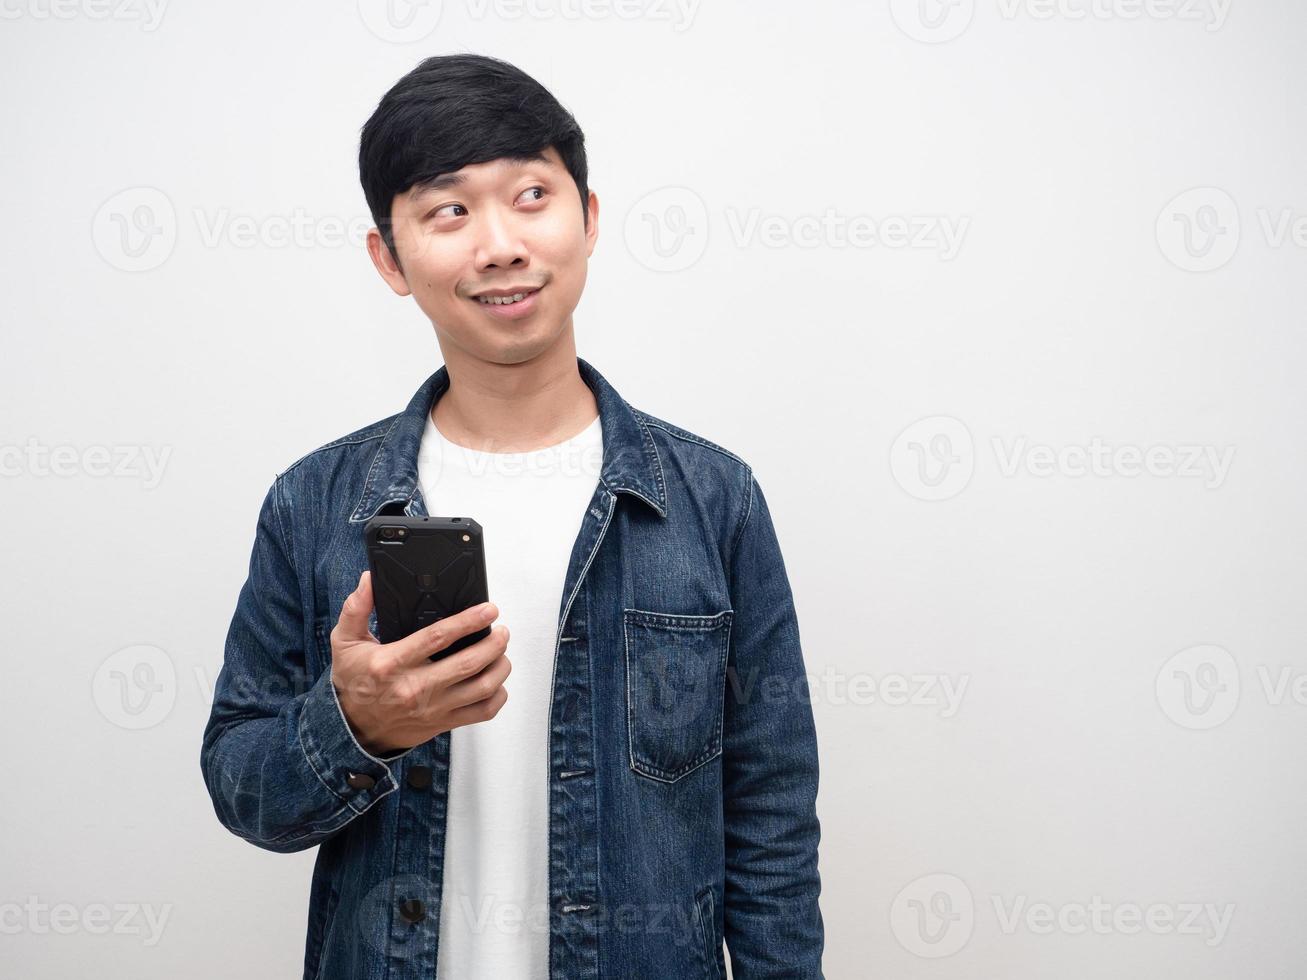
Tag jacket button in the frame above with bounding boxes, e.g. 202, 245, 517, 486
398, 898, 425, 924
406, 765, 432, 790
346, 772, 376, 790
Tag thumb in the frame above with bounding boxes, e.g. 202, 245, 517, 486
335, 570, 376, 643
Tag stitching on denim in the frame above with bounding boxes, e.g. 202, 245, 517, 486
727, 468, 755, 571
626, 611, 731, 783
636, 414, 749, 469
352, 414, 403, 518
298, 701, 356, 811
549, 487, 617, 958
631, 408, 669, 503
624, 617, 638, 781
631, 744, 723, 783
309, 879, 342, 980
697, 886, 723, 980
624, 608, 734, 630
276, 423, 392, 479
270, 475, 297, 573
713, 617, 732, 761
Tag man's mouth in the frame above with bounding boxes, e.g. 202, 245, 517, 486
472, 286, 542, 307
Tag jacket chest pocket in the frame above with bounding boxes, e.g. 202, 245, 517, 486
623, 608, 733, 783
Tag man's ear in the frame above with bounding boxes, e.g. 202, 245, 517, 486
366, 226, 412, 297
584, 190, 599, 258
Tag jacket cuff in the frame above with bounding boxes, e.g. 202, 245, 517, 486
298, 668, 402, 812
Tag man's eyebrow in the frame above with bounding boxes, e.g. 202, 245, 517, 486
409, 154, 552, 199
411, 173, 466, 197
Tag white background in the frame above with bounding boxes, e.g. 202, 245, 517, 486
2, 0, 1305, 976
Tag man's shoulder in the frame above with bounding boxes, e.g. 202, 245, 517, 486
633, 408, 753, 477
273, 413, 399, 482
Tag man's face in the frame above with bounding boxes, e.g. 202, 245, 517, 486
367, 145, 598, 365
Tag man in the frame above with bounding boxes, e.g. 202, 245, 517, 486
200, 53, 823, 980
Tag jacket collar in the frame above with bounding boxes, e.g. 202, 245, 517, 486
349, 356, 667, 523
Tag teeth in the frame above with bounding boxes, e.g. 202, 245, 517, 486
478, 291, 531, 305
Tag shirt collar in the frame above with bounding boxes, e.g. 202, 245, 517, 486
349, 356, 667, 523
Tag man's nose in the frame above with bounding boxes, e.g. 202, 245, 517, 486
475, 208, 529, 270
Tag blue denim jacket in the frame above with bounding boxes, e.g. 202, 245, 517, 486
200, 356, 824, 979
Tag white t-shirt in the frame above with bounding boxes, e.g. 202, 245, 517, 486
417, 409, 603, 980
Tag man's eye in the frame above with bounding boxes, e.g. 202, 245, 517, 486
433, 204, 466, 219
517, 186, 546, 205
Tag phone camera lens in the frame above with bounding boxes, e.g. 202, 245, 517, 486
381, 527, 395, 539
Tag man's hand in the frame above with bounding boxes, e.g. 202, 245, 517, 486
330, 570, 512, 756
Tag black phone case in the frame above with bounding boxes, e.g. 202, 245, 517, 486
364, 515, 490, 660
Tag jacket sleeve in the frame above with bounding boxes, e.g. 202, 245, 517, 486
721, 469, 825, 978
199, 477, 408, 853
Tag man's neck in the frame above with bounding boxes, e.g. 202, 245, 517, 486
431, 338, 599, 454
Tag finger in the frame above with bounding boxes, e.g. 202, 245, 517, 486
333, 570, 376, 644
444, 685, 509, 729
414, 624, 509, 692
390, 601, 499, 668
442, 650, 512, 710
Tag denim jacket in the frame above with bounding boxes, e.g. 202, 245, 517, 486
200, 356, 824, 979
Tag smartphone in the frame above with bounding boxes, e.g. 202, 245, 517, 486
364, 515, 490, 660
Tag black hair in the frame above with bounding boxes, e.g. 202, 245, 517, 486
358, 53, 589, 267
